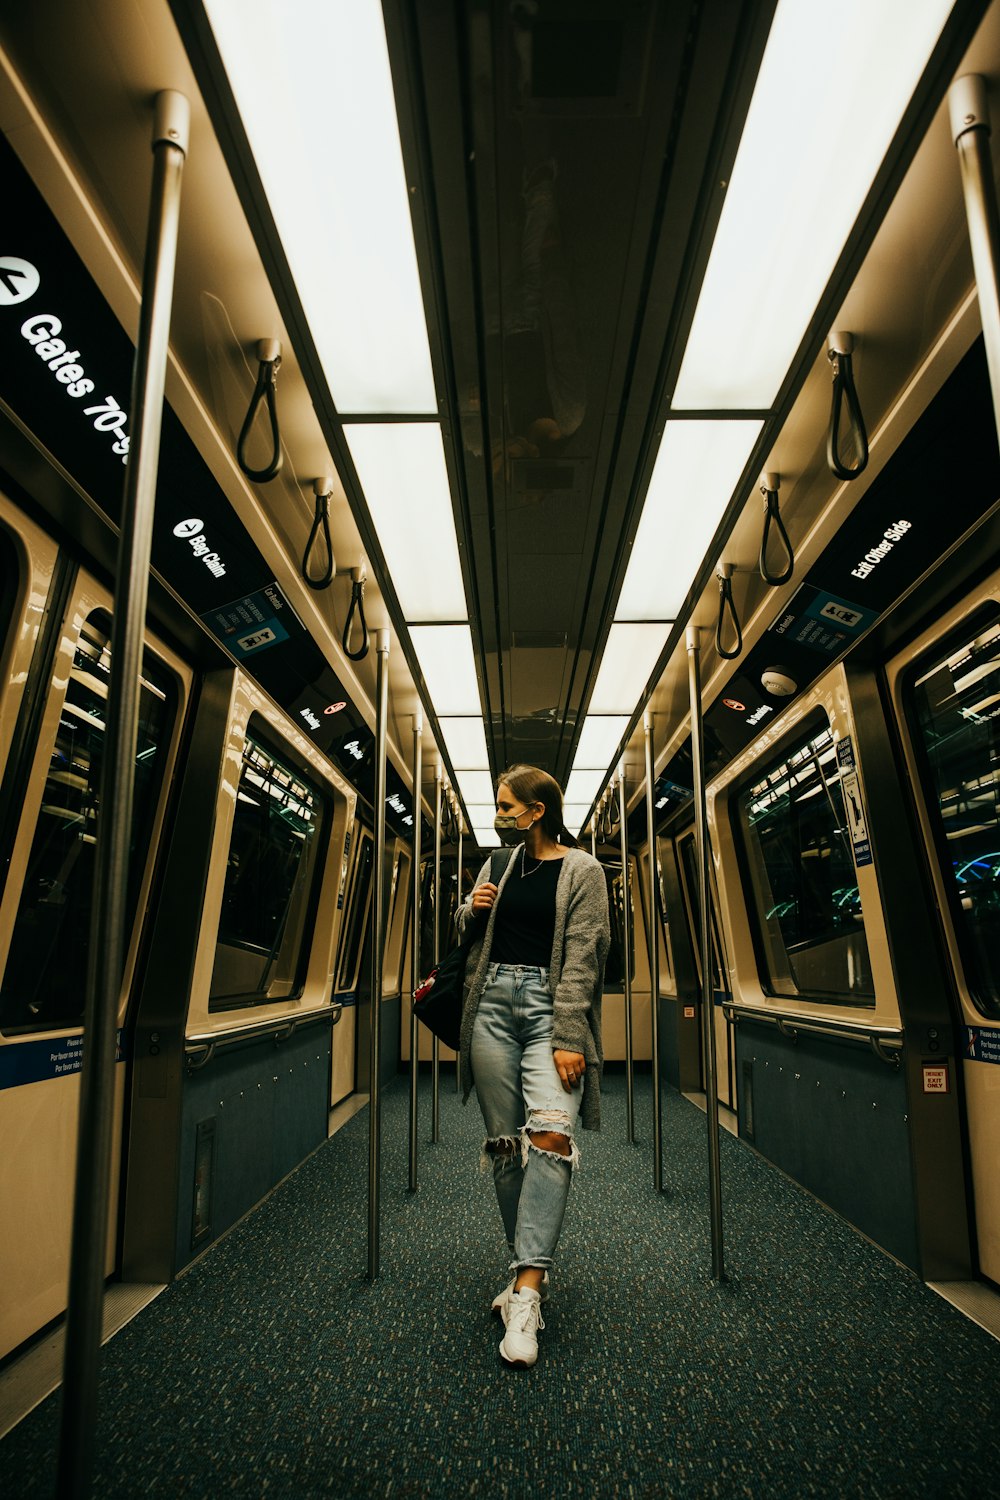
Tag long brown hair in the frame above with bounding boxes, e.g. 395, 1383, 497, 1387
497, 765, 578, 848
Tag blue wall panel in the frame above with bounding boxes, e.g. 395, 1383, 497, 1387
176, 1026, 331, 1271
735, 1022, 918, 1269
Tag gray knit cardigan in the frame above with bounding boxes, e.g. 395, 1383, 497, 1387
455, 846, 611, 1129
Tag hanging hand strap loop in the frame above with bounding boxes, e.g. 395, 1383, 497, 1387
715, 563, 743, 660
237, 338, 283, 483
826, 331, 868, 481
343, 566, 370, 661
302, 477, 335, 591
758, 472, 794, 587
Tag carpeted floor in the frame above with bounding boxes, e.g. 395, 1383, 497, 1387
2, 1074, 1000, 1498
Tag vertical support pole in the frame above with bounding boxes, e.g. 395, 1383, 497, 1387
432, 765, 442, 1143
686, 625, 725, 1280
455, 800, 463, 1092
368, 629, 390, 1280
644, 712, 663, 1192
408, 712, 422, 1193
951, 76, 1000, 444
590, 821, 596, 859
618, 764, 635, 1144
56, 92, 189, 1500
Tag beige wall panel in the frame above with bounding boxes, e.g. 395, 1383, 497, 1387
330, 1007, 357, 1106
0, 1066, 124, 1361
962, 1062, 1000, 1283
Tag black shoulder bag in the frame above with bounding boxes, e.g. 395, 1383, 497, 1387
412, 848, 513, 1049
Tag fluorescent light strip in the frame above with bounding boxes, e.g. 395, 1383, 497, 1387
410, 625, 480, 715
471, 827, 502, 847
574, 717, 631, 768
589, 624, 669, 715
344, 423, 466, 623
455, 771, 495, 806
564, 768, 606, 807
438, 717, 491, 770
672, 0, 953, 408
616, 421, 762, 622
203, 0, 436, 413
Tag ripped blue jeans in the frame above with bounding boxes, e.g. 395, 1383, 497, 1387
471, 963, 582, 1272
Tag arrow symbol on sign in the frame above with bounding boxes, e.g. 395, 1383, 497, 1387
0, 265, 27, 297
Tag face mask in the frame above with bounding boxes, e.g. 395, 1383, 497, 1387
494, 810, 535, 845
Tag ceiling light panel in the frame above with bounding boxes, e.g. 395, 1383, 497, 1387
574, 717, 631, 768
672, 0, 953, 409
616, 421, 762, 621
564, 768, 607, 807
438, 717, 491, 770
471, 826, 502, 848
410, 626, 480, 715
456, 771, 496, 806
203, 0, 436, 413
590, 624, 670, 715
344, 423, 466, 622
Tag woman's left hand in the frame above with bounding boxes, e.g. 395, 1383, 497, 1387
554, 1049, 586, 1092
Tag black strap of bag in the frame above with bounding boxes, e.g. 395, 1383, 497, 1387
412, 848, 514, 1048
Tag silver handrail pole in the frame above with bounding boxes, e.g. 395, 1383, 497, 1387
951, 76, 1000, 444
644, 712, 663, 1191
408, 712, 422, 1192
590, 821, 596, 859
687, 625, 725, 1280
56, 92, 189, 1500
455, 800, 463, 1092
432, 765, 442, 1143
618, 764, 635, 1144
367, 630, 390, 1280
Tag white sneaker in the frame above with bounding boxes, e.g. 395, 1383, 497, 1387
499, 1288, 545, 1368
491, 1272, 550, 1322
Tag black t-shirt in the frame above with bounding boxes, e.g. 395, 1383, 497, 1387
490, 855, 563, 966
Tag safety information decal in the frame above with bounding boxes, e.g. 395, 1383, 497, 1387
769, 583, 879, 657
967, 1027, 1000, 1065
0, 1031, 123, 1090
836, 737, 872, 867
200, 583, 297, 657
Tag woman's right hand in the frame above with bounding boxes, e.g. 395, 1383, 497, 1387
471, 881, 498, 914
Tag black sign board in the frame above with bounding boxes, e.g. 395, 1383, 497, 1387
655, 336, 1000, 830
0, 132, 418, 837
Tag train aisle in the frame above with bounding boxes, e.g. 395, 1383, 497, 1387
2, 1076, 999, 1499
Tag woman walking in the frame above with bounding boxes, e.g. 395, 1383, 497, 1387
454, 765, 610, 1368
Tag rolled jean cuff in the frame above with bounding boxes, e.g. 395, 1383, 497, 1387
510, 1256, 554, 1273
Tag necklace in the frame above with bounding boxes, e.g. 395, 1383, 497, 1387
521, 851, 545, 879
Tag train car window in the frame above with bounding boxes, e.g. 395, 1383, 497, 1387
0, 526, 17, 646
908, 615, 1000, 1017
604, 861, 632, 986
0, 611, 174, 1032
209, 726, 330, 1009
335, 828, 374, 993
639, 848, 672, 986
734, 722, 875, 1003
677, 833, 724, 990
382, 847, 411, 996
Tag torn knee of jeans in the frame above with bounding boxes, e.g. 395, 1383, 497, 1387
520, 1114, 580, 1170
479, 1134, 521, 1173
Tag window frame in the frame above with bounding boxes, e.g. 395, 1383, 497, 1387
900, 601, 1000, 1021
729, 708, 876, 1008
335, 823, 374, 995
208, 716, 333, 1013
0, 575, 190, 1036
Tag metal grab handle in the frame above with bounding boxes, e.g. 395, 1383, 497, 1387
826, 332, 868, 481
237, 338, 283, 482
186, 1040, 216, 1071
758, 474, 794, 587
715, 563, 743, 660
303, 478, 335, 590
342, 567, 370, 661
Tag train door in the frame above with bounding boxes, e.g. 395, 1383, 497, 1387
602, 852, 652, 1062
887, 579, 1000, 1285
675, 828, 736, 1109
0, 497, 190, 1361
331, 823, 373, 1104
